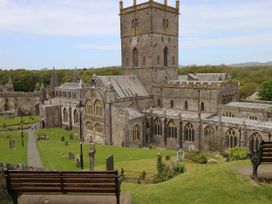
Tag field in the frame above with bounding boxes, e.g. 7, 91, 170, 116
0, 131, 28, 165
0, 116, 40, 128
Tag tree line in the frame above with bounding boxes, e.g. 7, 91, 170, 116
1, 65, 272, 100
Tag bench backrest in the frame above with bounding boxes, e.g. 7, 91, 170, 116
260, 141, 272, 163
5, 170, 120, 195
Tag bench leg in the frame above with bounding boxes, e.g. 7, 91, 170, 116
11, 194, 18, 204
116, 195, 120, 204
252, 164, 259, 180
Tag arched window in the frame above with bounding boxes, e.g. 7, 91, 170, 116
154, 119, 162, 136
63, 108, 68, 123
204, 126, 215, 151
157, 99, 161, 106
133, 125, 140, 141
132, 48, 138, 67
94, 100, 103, 117
201, 102, 205, 111
94, 123, 104, 134
86, 100, 93, 116
164, 47, 168, 66
184, 123, 194, 142
86, 122, 93, 132
249, 133, 262, 151
225, 129, 238, 148
73, 109, 79, 125
167, 121, 177, 138
170, 100, 174, 108
184, 101, 188, 110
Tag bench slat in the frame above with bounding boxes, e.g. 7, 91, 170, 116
260, 158, 272, 162
10, 178, 115, 183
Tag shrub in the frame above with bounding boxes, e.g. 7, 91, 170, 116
185, 151, 208, 164
174, 163, 186, 173
229, 147, 249, 161
155, 166, 175, 183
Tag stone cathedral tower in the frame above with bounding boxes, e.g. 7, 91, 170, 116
120, 0, 180, 92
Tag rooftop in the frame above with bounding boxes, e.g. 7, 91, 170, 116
224, 102, 272, 110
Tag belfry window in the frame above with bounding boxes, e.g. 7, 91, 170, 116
164, 47, 168, 66
132, 48, 138, 67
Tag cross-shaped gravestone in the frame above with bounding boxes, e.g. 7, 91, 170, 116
89, 143, 96, 171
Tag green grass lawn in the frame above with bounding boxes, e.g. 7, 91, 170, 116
35, 128, 176, 170
0, 115, 40, 127
0, 131, 28, 165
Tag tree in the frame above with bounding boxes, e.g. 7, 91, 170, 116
258, 81, 272, 101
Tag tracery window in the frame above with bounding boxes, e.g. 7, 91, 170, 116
63, 108, 68, 123
94, 100, 103, 117
95, 123, 104, 134
154, 119, 162, 136
73, 109, 79, 125
184, 123, 194, 142
167, 121, 177, 138
249, 133, 262, 151
133, 125, 140, 141
86, 122, 93, 132
225, 129, 238, 148
86, 100, 93, 116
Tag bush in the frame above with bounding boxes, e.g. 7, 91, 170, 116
185, 151, 208, 164
229, 147, 249, 161
155, 167, 175, 183
174, 163, 186, 173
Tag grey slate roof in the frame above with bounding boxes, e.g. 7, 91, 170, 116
98, 75, 149, 99
57, 83, 80, 90
178, 73, 228, 82
224, 102, 272, 110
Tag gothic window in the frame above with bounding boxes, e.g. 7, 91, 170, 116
133, 125, 140, 141
164, 47, 168, 66
73, 109, 79, 125
225, 129, 238, 148
86, 122, 93, 132
154, 119, 162, 136
184, 101, 188, 110
184, 123, 194, 142
132, 48, 138, 67
167, 121, 177, 138
157, 55, 160, 65
204, 126, 215, 151
170, 100, 174, 108
94, 100, 103, 117
157, 99, 161, 106
143, 56, 146, 66
201, 102, 205, 111
86, 101, 93, 116
163, 18, 169, 29
95, 123, 104, 134
132, 18, 139, 28
63, 108, 68, 123
249, 133, 262, 151
172, 56, 175, 65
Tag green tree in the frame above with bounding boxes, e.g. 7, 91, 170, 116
258, 81, 272, 101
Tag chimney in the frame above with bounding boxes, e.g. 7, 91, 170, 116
119, 0, 123, 11
176, 0, 180, 12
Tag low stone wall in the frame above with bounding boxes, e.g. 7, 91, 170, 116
0, 163, 49, 201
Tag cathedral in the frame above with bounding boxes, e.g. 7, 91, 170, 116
40, 0, 272, 152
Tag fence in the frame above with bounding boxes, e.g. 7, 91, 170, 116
120, 168, 156, 184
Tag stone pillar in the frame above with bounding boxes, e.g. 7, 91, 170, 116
177, 122, 181, 149
161, 118, 166, 146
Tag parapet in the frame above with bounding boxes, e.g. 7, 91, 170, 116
120, 0, 180, 15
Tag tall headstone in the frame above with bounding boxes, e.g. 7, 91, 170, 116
105, 154, 114, 171
89, 143, 96, 171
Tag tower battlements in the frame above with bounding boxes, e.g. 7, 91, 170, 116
120, 0, 179, 15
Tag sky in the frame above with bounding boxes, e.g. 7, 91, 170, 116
0, 0, 272, 69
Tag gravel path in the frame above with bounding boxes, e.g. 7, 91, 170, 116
27, 124, 43, 168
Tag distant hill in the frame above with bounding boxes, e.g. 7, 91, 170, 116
229, 61, 272, 67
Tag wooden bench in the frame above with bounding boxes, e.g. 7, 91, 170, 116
250, 141, 272, 179
4, 170, 121, 204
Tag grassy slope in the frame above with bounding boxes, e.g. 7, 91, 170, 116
0, 116, 40, 127
0, 131, 28, 165
36, 128, 176, 170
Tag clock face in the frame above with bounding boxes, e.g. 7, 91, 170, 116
131, 37, 138, 46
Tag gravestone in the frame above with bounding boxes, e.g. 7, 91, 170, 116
68, 152, 75, 160
176, 149, 184, 162
9, 140, 16, 150
75, 154, 81, 168
61, 136, 65, 142
9, 139, 13, 149
89, 143, 96, 171
70, 133, 74, 140
105, 154, 114, 171
65, 141, 69, 146
165, 155, 171, 161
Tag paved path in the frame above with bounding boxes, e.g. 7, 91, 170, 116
27, 125, 43, 168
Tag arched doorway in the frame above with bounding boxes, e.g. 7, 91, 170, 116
41, 120, 45, 129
